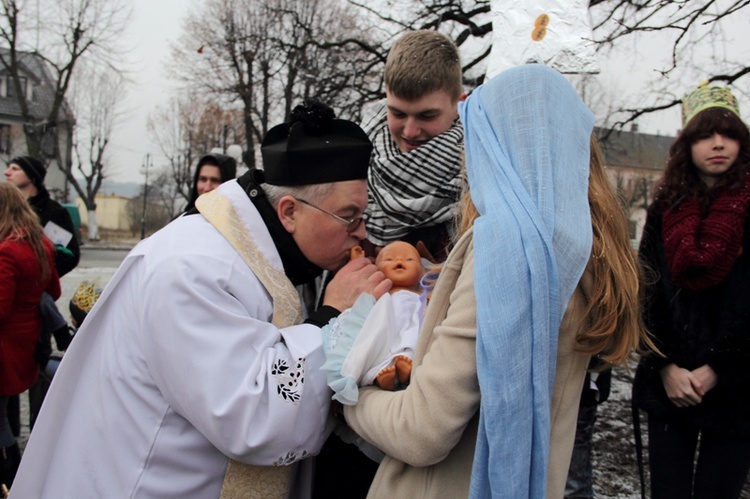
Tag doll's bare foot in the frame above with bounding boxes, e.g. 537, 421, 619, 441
394, 355, 413, 385
375, 366, 397, 390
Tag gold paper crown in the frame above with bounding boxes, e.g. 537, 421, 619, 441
681, 82, 740, 126
71, 280, 101, 312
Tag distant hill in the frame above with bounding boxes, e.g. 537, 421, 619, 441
73, 179, 142, 199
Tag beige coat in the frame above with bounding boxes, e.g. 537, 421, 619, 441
344, 229, 592, 498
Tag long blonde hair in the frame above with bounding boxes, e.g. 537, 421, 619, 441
0, 182, 52, 281
579, 136, 655, 364
455, 136, 654, 366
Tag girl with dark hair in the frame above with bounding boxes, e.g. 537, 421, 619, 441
183, 153, 238, 214
633, 84, 750, 499
0, 183, 60, 491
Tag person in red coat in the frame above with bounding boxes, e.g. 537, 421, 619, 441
0, 182, 60, 491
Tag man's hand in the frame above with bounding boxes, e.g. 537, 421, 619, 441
659, 363, 704, 408
322, 257, 391, 311
55, 244, 74, 258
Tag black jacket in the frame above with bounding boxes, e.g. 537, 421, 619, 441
28, 188, 80, 277
633, 207, 750, 436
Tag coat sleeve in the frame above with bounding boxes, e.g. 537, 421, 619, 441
0, 248, 19, 323
44, 241, 61, 301
343, 242, 479, 467
638, 211, 673, 370
50, 204, 80, 277
708, 306, 750, 382
705, 217, 750, 381
139, 251, 332, 465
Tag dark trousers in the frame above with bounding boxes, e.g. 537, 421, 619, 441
312, 433, 379, 498
0, 396, 14, 448
648, 414, 750, 499
5, 397, 19, 438
565, 402, 597, 498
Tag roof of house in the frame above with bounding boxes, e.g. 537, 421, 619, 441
0, 48, 61, 122
596, 126, 675, 172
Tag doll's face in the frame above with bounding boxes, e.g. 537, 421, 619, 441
376, 241, 422, 290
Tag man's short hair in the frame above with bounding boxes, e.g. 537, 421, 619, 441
384, 30, 462, 102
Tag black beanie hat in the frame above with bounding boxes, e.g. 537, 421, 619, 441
11, 156, 46, 189
260, 101, 372, 186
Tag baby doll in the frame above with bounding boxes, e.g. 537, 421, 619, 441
371, 241, 423, 389
322, 241, 426, 404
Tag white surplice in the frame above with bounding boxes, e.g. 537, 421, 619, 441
10, 181, 332, 498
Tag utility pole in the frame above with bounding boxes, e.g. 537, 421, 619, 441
140, 154, 151, 240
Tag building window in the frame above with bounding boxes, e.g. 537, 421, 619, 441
0, 125, 11, 154
6, 76, 26, 98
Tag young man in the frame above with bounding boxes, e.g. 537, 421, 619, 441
362, 29, 466, 262
183, 152, 238, 213
10, 102, 391, 498
313, 30, 465, 499
4, 156, 80, 277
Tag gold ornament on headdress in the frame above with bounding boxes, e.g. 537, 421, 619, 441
71, 280, 101, 312
681, 82, 740, 126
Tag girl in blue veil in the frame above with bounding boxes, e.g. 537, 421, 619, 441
462, 64, 648, 498
336, 64, 649, 498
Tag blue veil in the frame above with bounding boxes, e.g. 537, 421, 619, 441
461, 64, 594, 498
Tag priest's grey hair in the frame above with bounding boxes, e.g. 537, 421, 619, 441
263, 182, 336, 208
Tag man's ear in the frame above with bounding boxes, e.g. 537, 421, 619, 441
277, 196, 298, 233
452, 93, 468, 119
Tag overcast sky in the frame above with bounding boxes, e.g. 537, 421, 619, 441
105, 0, 191, 184
106, 1, 749, 185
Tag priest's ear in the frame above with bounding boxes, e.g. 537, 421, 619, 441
277, 195, 299, 233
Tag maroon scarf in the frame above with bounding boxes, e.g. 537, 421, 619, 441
662, 174, 750, 291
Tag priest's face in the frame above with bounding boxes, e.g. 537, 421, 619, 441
288, 179, 368, 272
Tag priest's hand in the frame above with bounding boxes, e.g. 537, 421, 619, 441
323, 257, 391, 311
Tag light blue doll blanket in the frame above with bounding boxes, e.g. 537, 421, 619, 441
321, 290, 424, 405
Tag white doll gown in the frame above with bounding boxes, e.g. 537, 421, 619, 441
321, 290, 424, 405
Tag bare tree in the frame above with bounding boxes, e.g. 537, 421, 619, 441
125, 186, 170, 238
0, 0, 131, 169
589, 0, 750, 128
346, 1, 749, 127
147, 92, 246, 217
67, 65, 126, 240
148, 95, 203, 214
348, 0, 493, 86
169, 0, 381, 167
148, 170, 185, 222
